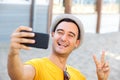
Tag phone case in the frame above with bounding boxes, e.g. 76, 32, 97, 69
21, 30, 49, 49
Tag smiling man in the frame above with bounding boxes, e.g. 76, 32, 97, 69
8, 14, 110, 80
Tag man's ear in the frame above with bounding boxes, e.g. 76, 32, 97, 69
51, 32, 55, 37
75, 40, 80, 48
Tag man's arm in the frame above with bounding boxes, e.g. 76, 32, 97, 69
93, 51, 110, 80
7, 26, 35, 80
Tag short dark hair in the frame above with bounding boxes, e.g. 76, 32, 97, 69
52, 18, 80, 40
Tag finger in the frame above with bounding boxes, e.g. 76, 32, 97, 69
103, 67, 110, 72
102, 62, 110, 72
11, 37, 35, 44
93, 54, 99, 67
101, 51, 105, 64
12, 32, 35, 38
10, 42, 31, 50
20, 44, 31, 50
103, 62, 109, 68
15, 26, 32, 32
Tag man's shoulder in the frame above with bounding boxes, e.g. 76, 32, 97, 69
67, 65, 80, 73
67, 65, 86, 80
25, 57, 48, 65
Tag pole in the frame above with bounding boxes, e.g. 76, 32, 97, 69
119, 0, 120, 31
96, 0, 102, 33
47, 0, 53, 33
30, 0, 35, 28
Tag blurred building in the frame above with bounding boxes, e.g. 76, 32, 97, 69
0, 0, 120, 42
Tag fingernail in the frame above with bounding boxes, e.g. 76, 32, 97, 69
31, 33, 34, 36
32, 40, 35, 43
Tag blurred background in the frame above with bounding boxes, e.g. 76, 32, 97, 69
0, 0, 120, 80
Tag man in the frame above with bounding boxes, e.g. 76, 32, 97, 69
8, 14, 110, 80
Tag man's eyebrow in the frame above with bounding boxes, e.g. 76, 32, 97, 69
56, 29, 64, 32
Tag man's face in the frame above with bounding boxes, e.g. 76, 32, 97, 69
52, 21, 80, 56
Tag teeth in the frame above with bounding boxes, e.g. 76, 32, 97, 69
58, 42, 68, 47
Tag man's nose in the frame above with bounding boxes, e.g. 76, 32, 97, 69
61, 34, 67, 41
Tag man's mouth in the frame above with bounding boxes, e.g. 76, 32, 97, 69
57, 42, 69, 48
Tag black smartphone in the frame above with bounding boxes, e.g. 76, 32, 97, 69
21, 30, 49, 49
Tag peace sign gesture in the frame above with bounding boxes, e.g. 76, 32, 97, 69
93, 51, 110, 80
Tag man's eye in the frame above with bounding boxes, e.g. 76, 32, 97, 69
68, 34, 74, 38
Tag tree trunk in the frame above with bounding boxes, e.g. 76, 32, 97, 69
64, 0, 71, 14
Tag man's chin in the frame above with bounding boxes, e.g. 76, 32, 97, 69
57, 51, 66, 54
55, 50, 67, 55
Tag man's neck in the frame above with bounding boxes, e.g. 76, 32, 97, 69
48, 53, 68, 71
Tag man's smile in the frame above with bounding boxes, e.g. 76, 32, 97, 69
57, 41, 69, 48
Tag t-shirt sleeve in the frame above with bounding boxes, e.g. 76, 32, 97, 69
24, 58, 42, 80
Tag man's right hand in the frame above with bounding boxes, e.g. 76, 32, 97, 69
8, 26, 36, 80
9, 26, 35, 55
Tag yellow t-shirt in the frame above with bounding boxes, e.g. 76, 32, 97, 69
25, 57, 86, 80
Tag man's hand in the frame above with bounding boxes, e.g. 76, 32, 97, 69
93, 51, 110, 80
9, 26, 35, 55
8, 26, 36, 80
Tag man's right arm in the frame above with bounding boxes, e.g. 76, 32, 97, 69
7, 26, 35, 80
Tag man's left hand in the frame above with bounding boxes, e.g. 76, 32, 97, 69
93, 51, 110, 80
